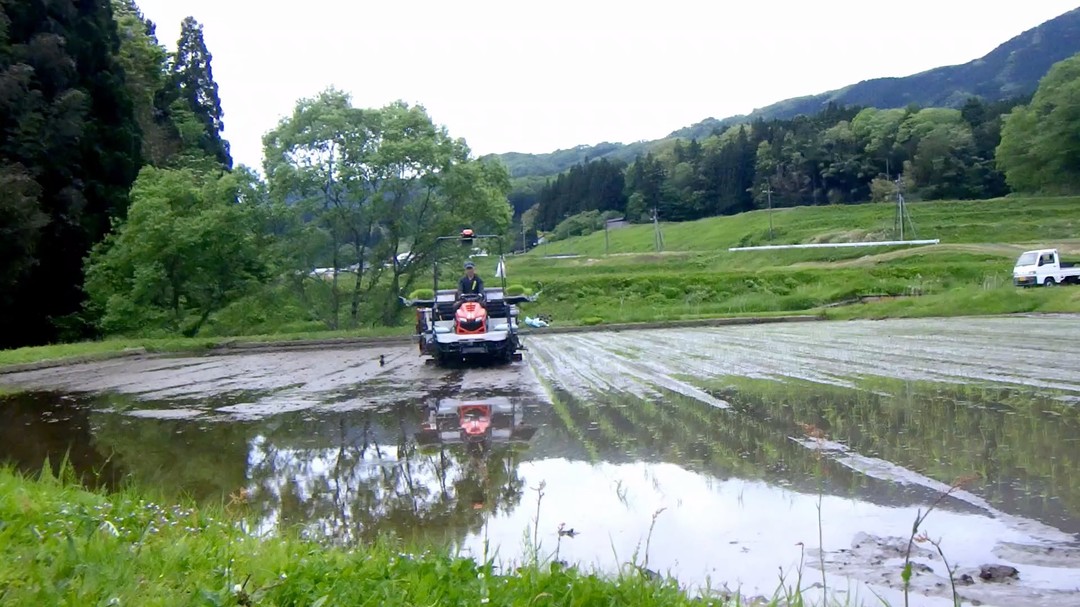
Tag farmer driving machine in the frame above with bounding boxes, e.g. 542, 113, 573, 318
402, 229, 538, 367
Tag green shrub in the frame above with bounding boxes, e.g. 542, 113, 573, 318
777, 295, 819, 310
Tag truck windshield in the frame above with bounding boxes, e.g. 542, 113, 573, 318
1017, 252, 1038, 266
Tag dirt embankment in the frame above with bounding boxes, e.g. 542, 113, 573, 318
0, 314, 822, 375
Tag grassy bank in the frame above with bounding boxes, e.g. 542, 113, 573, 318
822, 282, 1080, 320
0, 465, 805, 606
492, 195, 1080, 324
505, 245, 1080, 325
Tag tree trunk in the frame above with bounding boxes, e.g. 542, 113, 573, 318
184, 301, 216, 337
382, 270, 402, 325
380, 230, 404, 325
168, 267, 183, 331
350, 240, 367, 326
329, 231, 340, 330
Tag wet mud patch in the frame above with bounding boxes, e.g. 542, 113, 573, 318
0, 345, 425, 401
124, 408, 206, 420
813, 532, 1080, 607
993, 541, 1080, 568
0, 344, 463, 423
529, 315, 1080, 396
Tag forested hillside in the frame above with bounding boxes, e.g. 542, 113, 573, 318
3, 1, 163, 347
1, 0, 514, 349
526, 99, 1013, 234
492, 7, 1080, 184
522, 48, 1080, 240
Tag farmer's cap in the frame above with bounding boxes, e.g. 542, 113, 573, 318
464, 261, 475, 269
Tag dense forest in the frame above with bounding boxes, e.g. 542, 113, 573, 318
524, 98, 1015, 235
2, 1, 1079, 349
1, 0, 253, 348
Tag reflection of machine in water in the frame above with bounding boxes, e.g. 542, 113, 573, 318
416, 397, 538, 450
416, 397, 538, 511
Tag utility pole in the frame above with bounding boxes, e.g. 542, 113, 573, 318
652, 208, 663, 252
764, 183, 774, 241
894, 174, 916, 241
604, 218, 610, 255
521, 221, 527, 253
897, 178, 904, 241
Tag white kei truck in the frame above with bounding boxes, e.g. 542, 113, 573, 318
1013, 248, 1080, 287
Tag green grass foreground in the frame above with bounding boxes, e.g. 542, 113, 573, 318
0, 465, 805, 606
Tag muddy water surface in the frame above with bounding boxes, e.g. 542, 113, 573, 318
2, 315, 1080, 606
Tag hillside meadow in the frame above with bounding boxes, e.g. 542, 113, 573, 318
4, 196, 1079, 368
502, 196, 1080, 324
526, 196, 1080, 256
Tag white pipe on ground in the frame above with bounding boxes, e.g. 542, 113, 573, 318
728, 239, 940, 251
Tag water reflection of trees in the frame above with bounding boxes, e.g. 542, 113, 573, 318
544, 375, 1080, 531
29, 391, 536, 549
16, 372, 1075, 544
88, 402, 253, 500
547, 384, 841, 486
0, 392, 126, 488
245, 410, 527, 545
720, 377, 1080, 527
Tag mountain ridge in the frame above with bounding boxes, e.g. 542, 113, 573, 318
489, 6, 1080, 179
746, 6, 1080, 121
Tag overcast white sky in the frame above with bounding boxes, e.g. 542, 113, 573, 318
135, 1, 1080, 171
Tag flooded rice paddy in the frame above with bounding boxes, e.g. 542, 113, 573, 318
2, 315, 1080, 606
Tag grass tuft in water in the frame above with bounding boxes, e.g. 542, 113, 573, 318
899, 475, 976, 607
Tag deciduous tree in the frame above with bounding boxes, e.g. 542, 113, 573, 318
264, 90, 512, 328
84, 166, 268, 336
997, 52, 1080, 193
